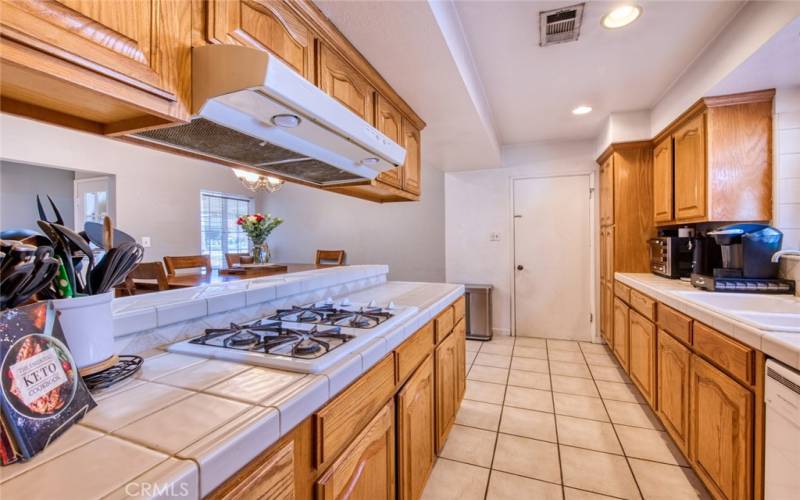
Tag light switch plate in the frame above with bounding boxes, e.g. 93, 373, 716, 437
490, 232, 501, 242
141, 236, 151, 248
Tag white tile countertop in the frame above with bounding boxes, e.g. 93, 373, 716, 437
0, 273, 464, 500
616, 273, 800, 371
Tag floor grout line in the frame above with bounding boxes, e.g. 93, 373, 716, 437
544, 341, 566, 500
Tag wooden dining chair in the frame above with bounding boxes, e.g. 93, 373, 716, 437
315, 249, 346, 266
121, 262, 170, 295
225, 253, 254, 268
163, 255, 212, 276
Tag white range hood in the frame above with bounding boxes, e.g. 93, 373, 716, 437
132, 44, 406, 186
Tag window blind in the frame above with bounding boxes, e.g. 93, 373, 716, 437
200, 192, 251, 268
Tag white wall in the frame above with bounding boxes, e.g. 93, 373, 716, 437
650, 1, 800, 136
0, 114, 262, 262
775, 86, 800, 249
261, 165, 446, 282
0, 160, 76, 231
594, 111, 651, 157
445, 140, 596, 335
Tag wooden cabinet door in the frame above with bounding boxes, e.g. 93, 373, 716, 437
211, 441, 294, 500
657, 330, 690, 455
318, 42, 375, 124
204, 0, 313, 79
600, 284, 613, 345
629, 310, 657, 406
402, 118, 422, 195
316, 401, 395, 500
673, 114, 707, 221
599, 156, 615, 226
604, 226, 615, 284
1, 0, 184, 102
690, 355, 753, 500
435, 332, 458, 453
653, 136, 674, 223
612, 297, 629, 371
397, 356, 435, 500
454, 318, 466, 402
375, 95, 403, 188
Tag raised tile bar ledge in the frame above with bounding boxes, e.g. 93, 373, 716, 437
0, 266, 465, 499
616, 272, 800, 370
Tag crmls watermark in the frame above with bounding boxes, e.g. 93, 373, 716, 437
124, 481, 191, 497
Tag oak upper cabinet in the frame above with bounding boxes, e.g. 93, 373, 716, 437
435, 331, 458, 453
673, 113, 707, 221
612, 297, 629, 371
690, 355, 753, 500
599, 157, 615, 226
402, 119, 422, 195
397, 355, 436, 500
317, 42, 375, 124
0, 0, 190, 130
652, 90, 774, 225
316, 401, 395, 500
203, 0, 313, 80
653, 137, 674, 223
629, 310, 657, 406
657, 330, 691, 455
375, 94, 404, 188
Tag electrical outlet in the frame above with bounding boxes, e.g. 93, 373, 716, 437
141, 236, 151, 248
490, 232, 501, 242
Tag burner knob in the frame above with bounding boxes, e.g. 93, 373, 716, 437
387, 301, 396, 310
340, 298, 351, 306
368, 300, 377, 308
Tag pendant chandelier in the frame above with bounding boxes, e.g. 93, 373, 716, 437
233, 169, 284, 193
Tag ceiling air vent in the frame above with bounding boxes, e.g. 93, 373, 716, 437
539, 3, 585, 46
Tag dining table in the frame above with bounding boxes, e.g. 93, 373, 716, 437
165, 263, 324, 288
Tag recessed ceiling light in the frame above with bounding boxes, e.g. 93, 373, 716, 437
602, 5, 642, 29
572, 105, 592, 115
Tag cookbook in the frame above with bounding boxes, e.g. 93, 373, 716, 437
0, 302, 96, 464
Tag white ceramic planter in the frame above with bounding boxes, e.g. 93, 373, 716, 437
52, 292, 115, 370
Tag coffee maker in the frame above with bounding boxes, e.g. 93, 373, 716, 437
690, 223, 795, 293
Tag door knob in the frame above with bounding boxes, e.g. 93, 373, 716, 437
517, 265, 524, 271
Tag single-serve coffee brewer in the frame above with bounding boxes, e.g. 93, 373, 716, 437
690, 223, 794, 293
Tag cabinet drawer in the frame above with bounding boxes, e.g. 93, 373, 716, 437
453, 295, 466, 322
434, 306, 454, 344
693, 323, 755, 386
316, 355, 395, 466
614, 281, 631, 303
395, 322, 434, 384
657, 304, 692, 345
211, 441, 294, 500
629, 290, 656, 321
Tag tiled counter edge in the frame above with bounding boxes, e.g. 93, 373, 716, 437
1, 269, 464, 500
615, 272, 800, 370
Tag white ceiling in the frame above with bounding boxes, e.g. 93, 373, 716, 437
316, 1, 794, 170
455, 0, 743, 144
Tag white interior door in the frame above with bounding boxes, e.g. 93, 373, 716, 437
513, 175, 591, 340
74, 176, 114, 231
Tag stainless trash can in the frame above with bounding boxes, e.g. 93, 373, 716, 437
464, 284, 493, 341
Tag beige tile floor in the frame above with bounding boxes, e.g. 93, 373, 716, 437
422, 336, 710, 500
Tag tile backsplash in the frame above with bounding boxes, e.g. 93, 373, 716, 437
775, 86, 800, 249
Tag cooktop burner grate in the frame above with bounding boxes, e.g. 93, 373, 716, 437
268, 305, 393, 328
190, 320, 355, 359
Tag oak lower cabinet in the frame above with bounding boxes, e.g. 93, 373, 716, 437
628, 310, 657, 406
690, 355, 753, 500
657, 329, 691, 455
316, 401, 395, 500
435, 331, 458, 453
612, 297, 629, 370
211, 441, 295, 500
454, 318, 467, 402
397, 355, 436, 500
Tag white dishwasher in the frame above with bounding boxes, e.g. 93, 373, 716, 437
764, 358, 800, 500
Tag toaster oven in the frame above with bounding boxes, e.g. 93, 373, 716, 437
649, 237, 693, 279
